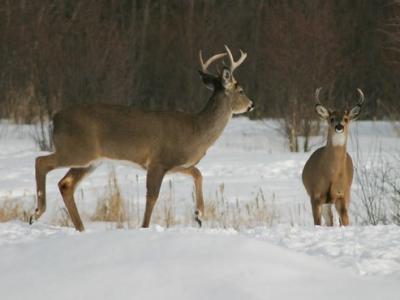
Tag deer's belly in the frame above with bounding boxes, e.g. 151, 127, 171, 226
177, 151, 206, 169
94, 157, 147, 170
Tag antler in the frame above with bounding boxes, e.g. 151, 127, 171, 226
316, 87, 364, 106
315, 87, 323, 105
224, 45, 247, 74
199, 51, 226, 75
356, 88, 365, 106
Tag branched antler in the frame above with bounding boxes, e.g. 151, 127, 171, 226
199, 51, 226, 75
224, 45, 247, 74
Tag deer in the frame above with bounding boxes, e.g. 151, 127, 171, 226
302, 87, 365, 226
30, 46, 254, 231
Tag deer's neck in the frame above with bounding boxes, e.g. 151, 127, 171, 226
325, 130, 348, 166
196, 92, 232, 147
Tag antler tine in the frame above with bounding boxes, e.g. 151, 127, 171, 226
356, 88, 365, 106
199, 50, 226, 73
225, 45, 234, 69
315, 87, 323, 105
224, 45, 247, 73
235, 49, 247, 69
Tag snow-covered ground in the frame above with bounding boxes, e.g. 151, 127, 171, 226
0, 118, 399, 299
0, 221, 399, 300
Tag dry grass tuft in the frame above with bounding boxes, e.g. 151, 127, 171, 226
155, 179, 176, 228
0, 173, 280, 230
91, 168, 127, 228
49, 207, 74, 228
202, 184, 278, 230
0, 198, 31, 222
90, 173, 279, 229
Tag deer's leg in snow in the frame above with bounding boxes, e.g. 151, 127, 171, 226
178, 166, 204, 227
58, 166, 95, 231
142, 166, 166, 228
335, 198, 350, 226
31, 153, 58, 223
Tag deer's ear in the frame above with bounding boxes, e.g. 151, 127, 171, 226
198, 70, 219, 90
315, 104, 330, 120
348, 104, 361, 120
221, 67, 233, 89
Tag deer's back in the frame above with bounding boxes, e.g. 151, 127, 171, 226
52, 105, 202, 167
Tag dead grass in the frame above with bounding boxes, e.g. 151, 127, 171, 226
0, 199, 30, 222
49, 207, 74, 228
91, 168, 127, 229
0, 170, 280, 229
87, 168, 280, 230
89, 172, 279, 230
202, 184, 279, 230
0, 196, 76, 227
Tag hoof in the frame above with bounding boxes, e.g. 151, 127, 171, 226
29, 208, 40, 225
76, 226, 85, 232
194, 210, 203, 227
195, 217, 202, 227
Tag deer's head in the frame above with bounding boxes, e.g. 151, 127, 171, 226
314, 87, 365, 146
199, 45, 254, 114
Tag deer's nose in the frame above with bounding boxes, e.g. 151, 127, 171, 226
248, 102, 255, 112
335, 124, 344, 133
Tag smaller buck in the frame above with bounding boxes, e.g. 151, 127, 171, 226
302, 88, 365, 226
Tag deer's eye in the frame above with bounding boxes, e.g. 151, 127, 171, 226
344, 118, 349, 123
330, 118, 335, 123
239, 89, 244, 94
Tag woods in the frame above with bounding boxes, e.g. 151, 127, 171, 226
0, 1, 399, 136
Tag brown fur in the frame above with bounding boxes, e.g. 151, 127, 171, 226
32, 48, 253, 231
302, 130, 354, 226
302, 88, 364, 226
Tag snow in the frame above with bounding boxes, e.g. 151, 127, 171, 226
0, 222, 399, 300
0, 118, 400, 299
248, 224, 400, 277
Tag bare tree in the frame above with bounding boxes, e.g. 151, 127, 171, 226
0, 0, 397, 125
260, 1, 344, 151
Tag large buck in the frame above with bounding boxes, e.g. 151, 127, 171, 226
302, 88, 365, 226
31, 46, 254, 231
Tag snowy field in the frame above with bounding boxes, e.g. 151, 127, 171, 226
0, 118, 399, 299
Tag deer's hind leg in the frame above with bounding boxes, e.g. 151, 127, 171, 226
322, 204, 334, 226
58, 165, 96, 231
31, 153, 59, 223
32, 147, 97, 223
335, 198, 350, 226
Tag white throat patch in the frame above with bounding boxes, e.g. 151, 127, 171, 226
331, 132, 346, 146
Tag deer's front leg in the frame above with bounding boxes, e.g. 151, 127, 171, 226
177, 166, 204, 227
142, 166, 166, 228
190, 167, 204, 227
311, 197, 323, 226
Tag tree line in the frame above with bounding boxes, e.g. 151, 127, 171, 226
0, 0, 399, 150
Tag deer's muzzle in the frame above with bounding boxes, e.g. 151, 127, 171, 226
335, 124, 344, 133
247, 102, 255, 112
